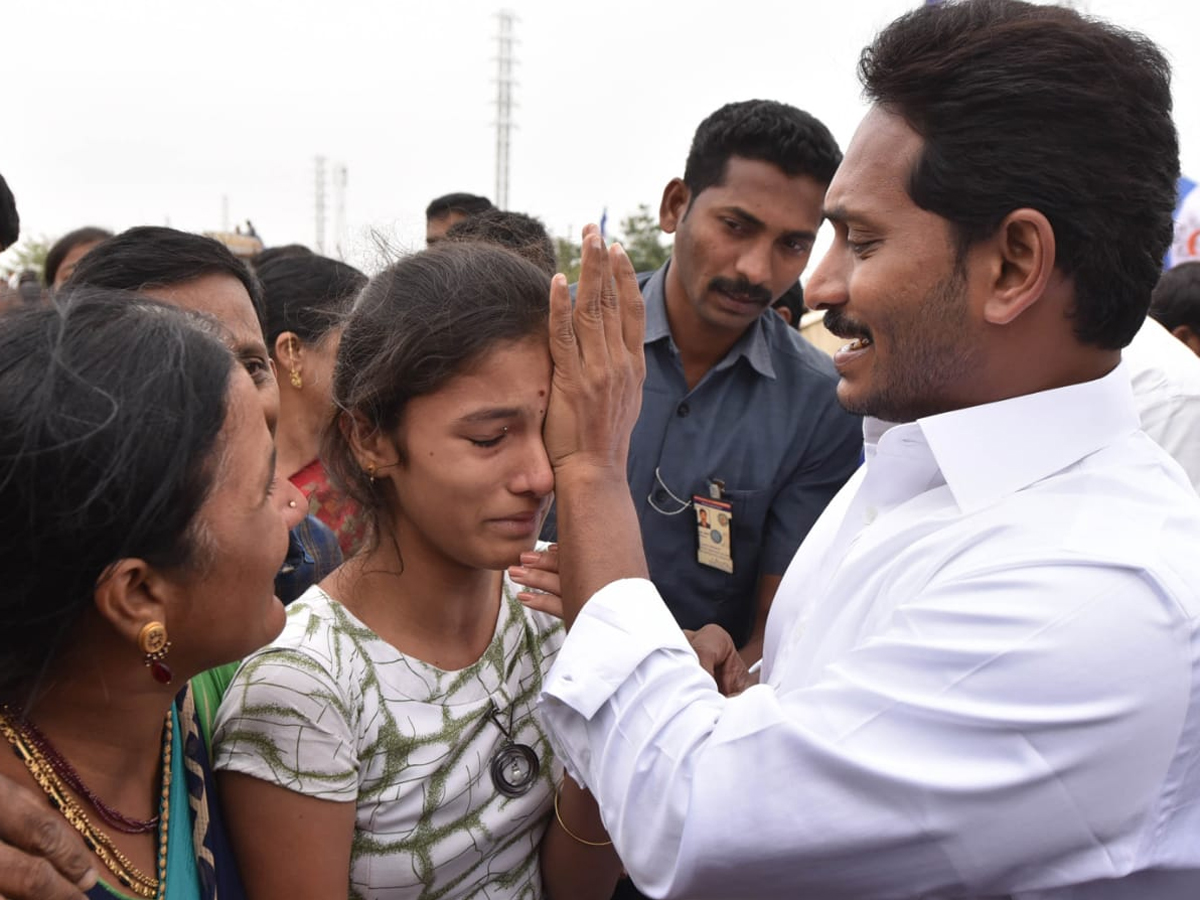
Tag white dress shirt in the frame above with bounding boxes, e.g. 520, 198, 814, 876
1123, 317, 1200, 491
540, 364, 1200, 899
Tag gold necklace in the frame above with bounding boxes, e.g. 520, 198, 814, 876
0, 709, 172, 899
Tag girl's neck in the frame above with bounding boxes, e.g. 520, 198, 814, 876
325, 537, 505, 671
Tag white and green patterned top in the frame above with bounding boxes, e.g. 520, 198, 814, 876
211, 578, 564, 900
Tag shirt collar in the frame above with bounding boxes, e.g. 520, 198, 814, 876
865, 363, 1141, 513
640, 263, 777, 379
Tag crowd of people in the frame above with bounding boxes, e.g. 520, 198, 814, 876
2, 0, 1200, 898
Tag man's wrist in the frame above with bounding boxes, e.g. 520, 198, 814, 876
552, 458, 628, 491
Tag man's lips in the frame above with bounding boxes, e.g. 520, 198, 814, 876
839, 335, 873, 352
719, 288, 766, 305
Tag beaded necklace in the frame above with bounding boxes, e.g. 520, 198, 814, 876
18, 715, 159, 834
0, 709, 171, 899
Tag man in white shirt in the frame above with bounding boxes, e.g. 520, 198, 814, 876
1122, 315, 1200, 490
536, 1, 1200, 898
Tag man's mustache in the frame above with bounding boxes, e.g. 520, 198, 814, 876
709, 277, 772, 306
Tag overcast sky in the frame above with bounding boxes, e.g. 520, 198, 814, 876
4, 0, 1197, 274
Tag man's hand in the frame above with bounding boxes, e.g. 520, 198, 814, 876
0, 772, 95, 900
543, 225, 650, 627
543, 225, 646, 476
685, 625, 758, 697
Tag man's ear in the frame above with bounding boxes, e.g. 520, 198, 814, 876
659, 178, 691, 236
772, 306, 793, 326
1172, 324, 1200, 357
980, 208, 1056, 326
92, 558, 172, 648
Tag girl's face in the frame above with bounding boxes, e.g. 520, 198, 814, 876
378, 334, 555, 572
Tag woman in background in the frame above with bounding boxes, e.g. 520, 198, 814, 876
258, 252, 370, 557
43, 226, 112, 290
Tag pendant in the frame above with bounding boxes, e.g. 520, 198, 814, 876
490, 742, 540, 797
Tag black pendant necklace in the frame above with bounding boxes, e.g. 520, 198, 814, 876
487, 700, 540, 798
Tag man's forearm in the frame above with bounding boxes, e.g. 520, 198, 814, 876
554, 465, 649, 629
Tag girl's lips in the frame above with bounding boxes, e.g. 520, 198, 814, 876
489, 511, 542, 537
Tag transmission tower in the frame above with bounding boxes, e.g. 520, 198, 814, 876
314, 155, 327, 253
493, 10, 517, 210
333, 163, 348, 259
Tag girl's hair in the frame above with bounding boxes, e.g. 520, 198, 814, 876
257, 253, 367, 351
322, 243, 550, 546
0, 291, 236, 702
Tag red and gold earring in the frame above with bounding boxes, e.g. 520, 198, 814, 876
138, 621, 173, 685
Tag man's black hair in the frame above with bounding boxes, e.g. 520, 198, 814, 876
0, 174, 19, 251
683, 100, 842, 199
444, 209, 557, 277
1150, 262, 1200, 334
67, 226, 266, 335
860, 0, 1178, 349
425, 193, 494, 221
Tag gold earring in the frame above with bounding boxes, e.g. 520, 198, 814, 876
138, 622, 173, 685
366, 462, 377, 480
290, 368, 303, 390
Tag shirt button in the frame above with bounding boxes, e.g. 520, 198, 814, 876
864, 506, 878, 524
677, 402, 690, 417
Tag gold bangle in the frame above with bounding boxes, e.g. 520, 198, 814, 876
553, 779, 613, 848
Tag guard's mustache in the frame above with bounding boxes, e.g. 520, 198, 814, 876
709, 277, 772, 306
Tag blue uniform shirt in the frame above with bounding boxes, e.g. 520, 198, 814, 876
543, 264, 863, 645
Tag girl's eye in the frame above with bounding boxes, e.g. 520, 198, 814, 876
469, 433, 506, 449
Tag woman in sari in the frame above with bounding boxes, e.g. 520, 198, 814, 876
0, 292, 290, 899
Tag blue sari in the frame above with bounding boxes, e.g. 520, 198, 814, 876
87, 684, 246, 900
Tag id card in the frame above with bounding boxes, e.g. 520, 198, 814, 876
694, 495, 733, 573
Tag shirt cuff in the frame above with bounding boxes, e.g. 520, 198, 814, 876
542, 577, 693, 719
